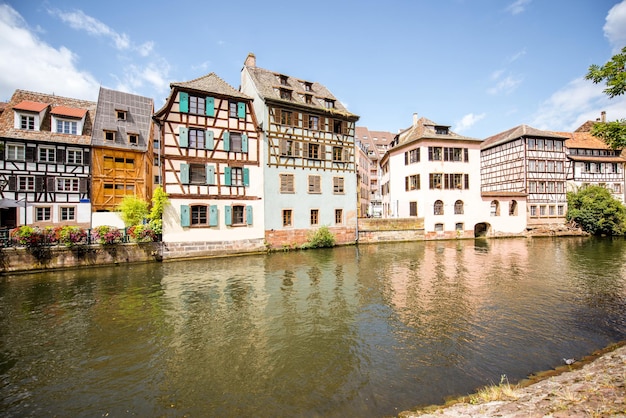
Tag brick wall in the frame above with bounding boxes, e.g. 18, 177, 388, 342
265, 226, 356, 250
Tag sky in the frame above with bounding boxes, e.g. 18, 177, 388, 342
1, 0, 626, 139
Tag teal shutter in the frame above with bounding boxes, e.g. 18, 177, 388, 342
179, 92, 189, 113
179, 126, 189, 147
246, 205, 253, 225
180, 163, 190, 184
242, 134, 248, 153
225, 206, 232, 226
205, 130, 214, 150
223, 131, 230, 151
237, 102, 246, 119
224, 167, 231, 186
206, 165, 215, 185
209, 205, 218, 226
205, 96, 214, 117
180, 205, 190, 227
243, 168, 249, 186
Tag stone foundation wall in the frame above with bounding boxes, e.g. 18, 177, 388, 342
162, 238, 267, 260
357, 218, 425, 243
265, 226, 356, 250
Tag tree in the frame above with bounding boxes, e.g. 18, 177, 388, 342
116, 195, 149, 227
147, 186, 169, 235
585, 46, 626, 149
566, 185, 626, 236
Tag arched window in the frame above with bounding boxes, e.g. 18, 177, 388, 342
490, 200, 500, 216
434, 200, 444, 215
454, 200, 464, 214
509, 200, 518, 216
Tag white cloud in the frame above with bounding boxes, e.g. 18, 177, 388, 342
506, 0, 531, 15
530, 77, 626, 131
604, 0, 626, 52
0, 4, 99, 100
49, 8, 130, 51
454, 113, 486, 133
487, 73, 523, 95
508, 48, 527, 63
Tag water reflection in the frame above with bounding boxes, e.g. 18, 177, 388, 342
0, 238, 624, 417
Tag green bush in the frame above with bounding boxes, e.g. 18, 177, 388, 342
117, 196, 149, 227
306, 226, 336, 248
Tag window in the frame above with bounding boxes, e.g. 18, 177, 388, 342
282, 209, 293, 227
310, 209, 319, 225
66, 149, 83, 165
105, 131, 115, 141
490, 200, 500, 216
38, 147, 56, 162
304, 82, 313, 91
279, 75, 289, 86
189, 96, 205, 115
434, 200, 444, 215
191, 205, 208, 225
56, 119, 78, 135
308, 175, 321, 193
405, 148, 420, 164
333, 177, 345, 194
36, 207, 51, 222
230, 167, 243, 186
429, 173, 443, 189
405, 174, 419, 191
435, 126, 449, 135
189, 129, 205, 149
57, 178, 79, 192
332, 146, 345, 162
409, 201, 417, 216
434, 223, 444, 232
20, 115, 35, 130
305, 143, 320, 159
558, 205, 565, 216
189, 163, 207, 184
308, 115, 319, 130
509, 200, 518, 216
305, 94, 313, 104
540, 205, 547, 216
230, 133, 243, 152
325, 99, 335, 109
454, 200, 464, 214
280, 89, 292, 100
231, 205, 245, 225
18, 176, 35, 191
335, 209, 343, 224
549, 205, 556, 216
6, 144, 25, 161
229, 101, 238, 117
60, 206, 75, 221
428, 147, 442, 161
530, 205, 537, 216
455, 222, 464, 231
333, 120, 343, 134
280, 139, 299, 157
116, 110, 127, 120
128, 134, 138, 145
280, 174, 295, 193
280, 110, 293, 125
443, 147, 465, 162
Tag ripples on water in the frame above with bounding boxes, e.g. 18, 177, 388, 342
0, 237, 625, 417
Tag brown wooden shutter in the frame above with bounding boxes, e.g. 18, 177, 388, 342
46, 176, 55, 192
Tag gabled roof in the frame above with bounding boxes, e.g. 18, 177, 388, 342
170, 72, 250, 100
13, 100, 48, 113
558, 130, 609, 150
481, 124, 567, 150
51, 106, 88, 118
395, 116, 481, 148
243, 57, 358, 120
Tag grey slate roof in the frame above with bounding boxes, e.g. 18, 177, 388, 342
395, 116, 481, 148
92, 87, 153, 150
481, 124, 568, 150
170, 72, 251, 100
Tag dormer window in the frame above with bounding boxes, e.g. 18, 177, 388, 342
304, 94, 313, 104
13, 101, 47, 131
20, 115, 35, 130
104, 130, 115, 141
280, 88, 292, 100
325, 99, 335, 109
128, 133, 139, 145
435, 126, 449, 135
304, 82, 313, 92
116, 110, 127, 120
56, 119, 78, 135
279, 75, 289, 86
51, 106, 87, 136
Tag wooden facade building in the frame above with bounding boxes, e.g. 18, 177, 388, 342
91, 87, 154, 212
0, 90, 95, 229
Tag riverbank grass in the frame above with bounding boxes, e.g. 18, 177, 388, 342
467, 374, 520, 405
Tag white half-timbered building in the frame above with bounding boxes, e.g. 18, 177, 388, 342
240, 53, 360, 248
153, 72, 264, 259
0, 90, 95, 229
481, 125, 568, 228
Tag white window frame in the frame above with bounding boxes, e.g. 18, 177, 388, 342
39, 146, 56, 162
66, 148, 83, 165
18, 175, 35, 191
6, 143, 25, 161
56, 178, 80, 192
60, 206, 76, 221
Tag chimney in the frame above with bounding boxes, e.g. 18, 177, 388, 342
244, 53, 256, 68
601, 111, 606, 123
413, 112, 418, 126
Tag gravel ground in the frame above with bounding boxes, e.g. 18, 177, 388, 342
400, 342, 626, 418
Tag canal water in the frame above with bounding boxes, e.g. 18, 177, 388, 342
0, 237, 625, 417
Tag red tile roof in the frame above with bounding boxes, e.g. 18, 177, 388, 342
51, 106, 88, 118
13, 100, 48, 112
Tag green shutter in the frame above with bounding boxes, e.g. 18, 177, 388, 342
242, 134, 248, 153
225, 206, 232, 226
223, 131, 230, 151
179, 92, 189, 113
205, 130, 214, 150
246, 205, 253, 225
224, 167, 231, 186
209, 205, 218, 226
243, 168, 249, 186
206, 165, 215, 185
179, 126, 189, 147
180, 205, 190, 227
205, 96, 214, 117
237, 102, 246, 119
180, 163, 190, 184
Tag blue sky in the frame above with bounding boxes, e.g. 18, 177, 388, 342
1, 0, 626, 139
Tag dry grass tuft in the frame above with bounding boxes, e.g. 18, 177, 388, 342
468, 375, 520, 405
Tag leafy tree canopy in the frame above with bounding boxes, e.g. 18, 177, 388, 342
566, 185, 626, 236
590, 118, 626, 149
117, 195, 149, 227
585, 46, 626, 98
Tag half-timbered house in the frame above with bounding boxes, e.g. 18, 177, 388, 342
0, 90, 95, 229
240, 53, 360, 247
560, 114, 626, 203
153, 72, 264, 259
91, 87, 154, 212
481, 125, 568, 228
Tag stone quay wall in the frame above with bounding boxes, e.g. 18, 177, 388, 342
357, 218, 425, 243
